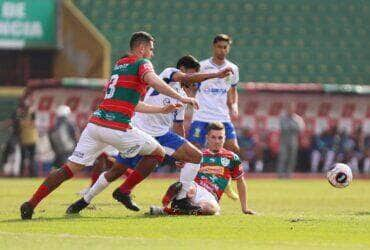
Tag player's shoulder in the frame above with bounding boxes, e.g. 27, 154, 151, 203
199, 58, 213, 69
219, 148, 241, 161
136, 58, 152, 65
160, 67, 179, 75
159, 67, 180, 82
225, 59, 239, 71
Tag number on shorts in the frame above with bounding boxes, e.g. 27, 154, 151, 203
104, 74, 119, 99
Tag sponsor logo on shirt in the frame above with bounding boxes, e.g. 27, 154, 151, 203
199, 165, 224, 175
72, 151, 84, 158
203, 88, 227, 95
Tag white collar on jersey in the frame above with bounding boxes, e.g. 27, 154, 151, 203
209, 57, 227, 68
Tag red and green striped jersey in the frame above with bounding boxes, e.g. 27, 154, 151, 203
90, 55, 154, 130
195, 148, 243, 201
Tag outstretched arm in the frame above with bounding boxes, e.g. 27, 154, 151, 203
143, 72, 199, 109
236, 176, 256, 215
135, 101, 182, 114
172, 67, 233, 86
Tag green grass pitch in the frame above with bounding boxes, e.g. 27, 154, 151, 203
0, 178, 369, 250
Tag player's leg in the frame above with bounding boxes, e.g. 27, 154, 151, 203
111, 128, 165, 211
154, 132, 202, 209
67, 155, 136, 214
161, 183, 219, 216
187, 121, 208, 149
20, 123, 106, 219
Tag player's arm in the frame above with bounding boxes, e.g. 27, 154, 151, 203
172, 67, 233, 86
135, 101, 182, 114
235, 176, 256, 215
227, 86, 239, 120
143, 72, 199, 109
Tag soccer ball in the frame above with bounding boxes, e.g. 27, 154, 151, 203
326, 163, 353, 188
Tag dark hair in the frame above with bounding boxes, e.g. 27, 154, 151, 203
176, 55, 200, 71
129, 31, 155, 49
213, 34, 232, 45
207, 122, 225, 133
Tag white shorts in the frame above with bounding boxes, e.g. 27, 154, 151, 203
68, 123, 159, 166
190, 182, 220, 214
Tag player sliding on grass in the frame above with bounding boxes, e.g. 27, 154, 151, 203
20, 31, 199, 220
66, 55, 233, 215
150, 122, 256, 216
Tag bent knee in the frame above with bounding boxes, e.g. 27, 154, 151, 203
198, 201, 219, 215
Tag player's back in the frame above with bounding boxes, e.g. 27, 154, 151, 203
192, 58, 239, 123
90, 55, 154, 131
133, 67, 186, 137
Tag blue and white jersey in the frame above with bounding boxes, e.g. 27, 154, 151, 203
133, 67, 186, 137
192, 58, 239, 122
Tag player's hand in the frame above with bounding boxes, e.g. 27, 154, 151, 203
242, 208, 256, 215
217, 67, 233, 78
180, 96, 199, 110
161, 103, 183, 114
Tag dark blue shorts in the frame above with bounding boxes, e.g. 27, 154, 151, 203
115, 131, 186, 168
187, 121, 236, 148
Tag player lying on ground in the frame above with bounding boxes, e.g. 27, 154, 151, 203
66, 55, 233, 215
150, 122, 256, 216
20, 31, 199, 220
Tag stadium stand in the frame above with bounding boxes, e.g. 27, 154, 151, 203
73, 0, 369, 84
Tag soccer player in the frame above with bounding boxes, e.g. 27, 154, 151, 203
188, 34, 240, 152
66, 55, 233, 214
19, 31, 198, 220
185, 34, 241, 201
150, 122, 256, 216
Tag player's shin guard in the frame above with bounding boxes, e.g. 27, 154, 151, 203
84, 171, 110, 203
177, 162, 200, 199
28, 164, 74, 208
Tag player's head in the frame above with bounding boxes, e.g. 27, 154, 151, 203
206, 122, 225, 152
176, 55, 200, 74
212, 34, 232, 61
129, 31, 155, 59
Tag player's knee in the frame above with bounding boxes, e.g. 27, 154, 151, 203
66, 161, 84, 174
150, 146, 166, 162
199, 201, 219, 215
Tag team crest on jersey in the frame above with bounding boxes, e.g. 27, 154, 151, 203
221, 157, 230, 167
163, 98, 171, 105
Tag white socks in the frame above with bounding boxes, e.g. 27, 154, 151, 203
83, 172, 110, 203
177, 162, 200, 199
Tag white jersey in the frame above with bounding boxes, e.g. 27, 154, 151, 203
133, 67, 186, 137
192, 58, 239, 122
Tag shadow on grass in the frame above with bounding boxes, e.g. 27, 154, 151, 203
0, 213, 168, 224
354, 211, 370, 216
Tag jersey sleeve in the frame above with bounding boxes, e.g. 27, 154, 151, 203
138, 59, 155, 80
231, 154, 244, 180
159, 67, 180, 83
231, 66, 239, 87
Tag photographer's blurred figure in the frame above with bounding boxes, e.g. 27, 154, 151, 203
49, 105, 77, 168
277, 103, 305, 178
